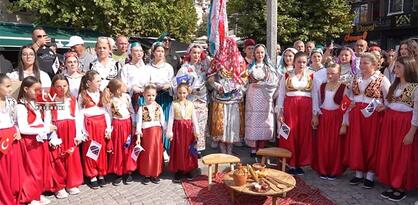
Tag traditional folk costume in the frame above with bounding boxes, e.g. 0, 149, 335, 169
64, 73, 83, 97
7, 70, 52, 88
120, 59, 149, 112
107, 93, 137, 176
277, 48, 297, 75
0, 97, 24, 205
16, 100, 55, 203
175, 46, 210, 151
78, 90, 112, 179
89, 58, 121, 91
312, 83, 347, 177
376, 83, 418, 191
208, 37, 247, 154
345, 71, 390, 178
276, 69, 314, 167
245, 48, 280, 153
136, 102, 165, 177
167, 100, 199, 173
147, 62, 174, 150
46, 96, 84, 191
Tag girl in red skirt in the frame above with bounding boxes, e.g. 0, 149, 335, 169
44, 74, 84, 198
167, 83, 200, 183
16, 76, 57, 204
311, 64, 347, 180
136, 84, 165, 185
0, 73, 24, 205
103, 79, 136, 186
345, 53, 390, 189
376, 56, 418, 201
78, 70, 112, 189
277, 52, 314, 175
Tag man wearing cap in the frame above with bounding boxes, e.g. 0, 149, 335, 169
112, 35, 129, 65
158, 32, 181, 74
243, 38, 256, 65
32, 26, 59, 79
66, 36, 97, 72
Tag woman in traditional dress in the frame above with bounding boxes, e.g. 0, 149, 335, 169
345, 53, 390, 189
244, 44, 280, 157
277, 48, 297, 74
145, 42, 174, 157
277, 52, 314, 175
376, 56, 418, 201
174, 43, 210, 155
208, 37, 247, 154
62, 52, 84, 97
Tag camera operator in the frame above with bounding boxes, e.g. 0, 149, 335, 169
32, 26, 59, 79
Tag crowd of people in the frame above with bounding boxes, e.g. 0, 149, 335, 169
0, 26, 417, 205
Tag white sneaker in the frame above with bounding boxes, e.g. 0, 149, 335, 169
414, 201, 418, 205
55, 189, 69, 199
39, 195, 51, 204
163, 150, 170, 162
29, 200, 41, 205
67, 187, 80, 195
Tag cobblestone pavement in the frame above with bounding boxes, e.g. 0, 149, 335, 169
47, 142, 418, 205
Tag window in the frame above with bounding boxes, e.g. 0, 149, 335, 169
353, 3, 370, 25
388, 0, 404, 15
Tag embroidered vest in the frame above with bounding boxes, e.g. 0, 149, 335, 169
285, 72, 313, 92
141, 105, 161, 122
51, 96, 76, 122
352, 74, 384, 98
110, 95, 130, 119
391, 83, 418, 107
173, 101, 194, 120
82, 91, 103, 108
320, 83, 346, 105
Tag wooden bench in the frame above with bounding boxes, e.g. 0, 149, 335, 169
202, 153, 240, 190
256, 147, 292, 171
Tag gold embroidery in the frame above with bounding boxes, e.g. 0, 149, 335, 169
353, 74, 384, 98
141, 105, 161, 122
173, 101, 193, 120
285, 73, 313, 92
392, 83, 418, 107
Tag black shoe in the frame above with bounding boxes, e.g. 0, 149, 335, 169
123, 174, 133, 185
327, 175, 336, 181
287, 168, 298, 175
388, 190, 406, 202
349, 177, 363, 185
362, 179, 374, 189
185, 172, 193, 180
90, 180, 99, 189
380, 189, 394, 199
197, 152, 202, 159
142, 177, 150, 185
112, 177, 122, 186
319, 175, 328, 180
150, 177, 160, 184
250, 152, 257, 158
295, 167, 304, 175
173, 172, 182, 183
98, 178, 106, 187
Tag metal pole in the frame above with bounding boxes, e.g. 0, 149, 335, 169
267, 0, 277, 66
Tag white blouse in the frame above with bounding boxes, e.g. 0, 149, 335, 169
65, 74, 83, 97
108, 93, 135, 120
77, 91, 111, 134
7, 70, 51, 88
16, 102, 49, 138
90, 58, 121, 90
352, 71, 390, 104
276, 70, 314, 112
120, 62, 150, 94
136, 103, 166, 135
0, 97, 17, 129
387, 84, 418, 126
147, 62, 174, 87
166, 102, 199, 138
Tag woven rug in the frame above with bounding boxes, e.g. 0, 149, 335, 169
181, 172, 336, 205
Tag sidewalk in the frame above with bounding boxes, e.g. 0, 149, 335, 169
46, 143, 418, 205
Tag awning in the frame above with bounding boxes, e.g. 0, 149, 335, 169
0, 22, 102, 49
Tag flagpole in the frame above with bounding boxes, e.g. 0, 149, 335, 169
267, 0, 278, 66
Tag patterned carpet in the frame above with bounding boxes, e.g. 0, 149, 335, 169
182, 172, 337, 205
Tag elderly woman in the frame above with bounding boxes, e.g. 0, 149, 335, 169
208, 37, 248, 154
174, 43, 210, 154
245, 44, 280, 157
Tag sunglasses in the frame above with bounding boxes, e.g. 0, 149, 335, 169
36, 35, 48, 38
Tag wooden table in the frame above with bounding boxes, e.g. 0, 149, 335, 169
223, 168, 296, 205
202, 153, 240, 190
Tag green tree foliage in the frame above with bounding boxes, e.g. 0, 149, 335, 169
227, 0, 353, 45
8, 0, 198, 42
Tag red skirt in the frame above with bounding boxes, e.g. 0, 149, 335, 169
168, 120, 198, 173
0, 126, 23, 205
376, 109, 418, 190
138, 126, 164, 177
312, 109, 346, 176
48, 144, 66, 192
279, 96, 312, 167
55, 119, 83, 188
344, 102, 382, 172
108, 118, 136, 175
82, 115, 108, 178
20, 132, 52, 202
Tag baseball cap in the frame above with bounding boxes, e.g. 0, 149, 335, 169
66, 36, 84, 47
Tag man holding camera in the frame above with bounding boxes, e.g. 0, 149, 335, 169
32, 27, 60, 79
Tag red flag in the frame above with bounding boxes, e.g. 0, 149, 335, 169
340, 95, 351, 112
0, 133, 14, 155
